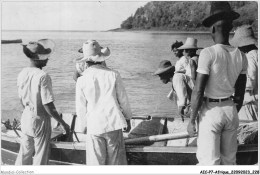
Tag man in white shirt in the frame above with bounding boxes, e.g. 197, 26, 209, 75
187, 2, 248, 165
75, 40, 132, 165
16, 39, 70, 165
154, 60, 192, 122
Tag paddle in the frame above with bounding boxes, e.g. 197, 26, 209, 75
124, 131, 197, 145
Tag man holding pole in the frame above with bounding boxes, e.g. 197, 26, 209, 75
187, 1, 247, 165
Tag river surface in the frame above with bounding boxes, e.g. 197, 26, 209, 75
1, 30, 215, 121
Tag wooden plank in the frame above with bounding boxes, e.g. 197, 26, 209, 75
51, 142, 86, 150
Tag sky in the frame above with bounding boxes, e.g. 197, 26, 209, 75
2, 1, 148, 31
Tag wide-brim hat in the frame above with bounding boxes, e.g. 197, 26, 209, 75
76, 40, 110, 63
22, 39, 55, 60
177, 37, 202, 50
230, 25, 257, 47
154, 60, 175, 75
202, 1, 240, 27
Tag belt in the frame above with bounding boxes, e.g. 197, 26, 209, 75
204, 97, 232, 103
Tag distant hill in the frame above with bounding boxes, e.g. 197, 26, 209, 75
120, 1, 258, 31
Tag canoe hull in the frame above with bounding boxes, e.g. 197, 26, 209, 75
2, 136, 258, 165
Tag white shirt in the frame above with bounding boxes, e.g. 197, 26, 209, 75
172, 73, 192, 107
245, 50, 258, 94
76, 64, 132, 134
17, 67, 54, 117
175, 56, 189, 73
197, 44, 248, 98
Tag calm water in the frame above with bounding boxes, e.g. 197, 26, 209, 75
1, 30, 214, 121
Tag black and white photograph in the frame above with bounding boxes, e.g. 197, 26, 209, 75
1, 0, 258, 174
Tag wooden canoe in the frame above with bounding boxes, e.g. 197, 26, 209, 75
1, 115, 258, 165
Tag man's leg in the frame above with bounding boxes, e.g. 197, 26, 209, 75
105, 129, 127, 165
220, 104, 239, 165
196, 102, 223, 165
86, 134, 106, 165
15, 133, 34, 165
33, 121, 51, 165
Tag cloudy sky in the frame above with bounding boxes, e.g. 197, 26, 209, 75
2, 1, 147, 31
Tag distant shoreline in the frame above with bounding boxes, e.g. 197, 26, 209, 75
2, 29, 210, 34
106, 28, 211, 34
4, 29, 255, 35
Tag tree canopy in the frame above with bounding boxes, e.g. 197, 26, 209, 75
120, 1, 258, 31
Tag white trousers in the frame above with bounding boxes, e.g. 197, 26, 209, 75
86, 129, 127, 165
15, 107, 51, 165
197, 99, 239, 165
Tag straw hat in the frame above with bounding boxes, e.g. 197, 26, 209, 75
202, 1, 240, 27
75, 40, 110, 63
230, 25, 257, 47
22, 39, 55, 60
154, 60, 175, 75
177, 38, 202, 50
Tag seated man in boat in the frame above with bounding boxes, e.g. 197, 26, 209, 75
231, 25, 258, 121
75, 40, 132, 165
16, 39, 70, 165
154, 60, 192, 121
187, 1, 247, 165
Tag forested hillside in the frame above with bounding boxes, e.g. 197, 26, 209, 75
120, 1, 258, 31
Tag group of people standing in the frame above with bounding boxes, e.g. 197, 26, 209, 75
154, 1, 258, 165
15, 1, 257, 166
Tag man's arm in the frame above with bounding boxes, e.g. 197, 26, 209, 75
75, 78, 88, 133
43, 102, 70, 134
234, 74, 247, 112
190, 59, 197, 82
187, 73, 208, 136
115, 73, 132, 132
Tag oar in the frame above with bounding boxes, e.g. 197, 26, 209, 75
125, 131, 197, 145
131, 115, 175, 120
131, 115, 151, 120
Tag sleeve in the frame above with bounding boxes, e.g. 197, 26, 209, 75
40, 74, 55, 105
115, 73, 132, 120
75, 78, 88, 123
17, 72, 22, 99
196, 49, 212, 75
245, 51, 257, 90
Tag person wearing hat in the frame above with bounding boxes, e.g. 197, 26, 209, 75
154, 60, 191, 121
178, 37, 202, 85
75, 40, 132, 165
231, 25, 258, 121
171, 40, 184, 60
15, 39, 70, 165
73, 48, 108, 82
171, 41, 189, 74
187, 2, 248, 165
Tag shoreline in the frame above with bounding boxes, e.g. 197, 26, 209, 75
106, 28, 211, 34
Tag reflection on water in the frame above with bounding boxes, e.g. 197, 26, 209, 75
1, 30, 214, 120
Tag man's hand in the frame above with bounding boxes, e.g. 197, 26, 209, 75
123, 120, 131, 132
243, 91, 255, 105
178, 106, 185, 122
61, 122, 70, 135
187, 120, 196, 136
